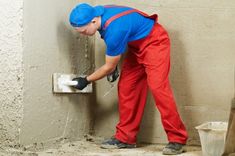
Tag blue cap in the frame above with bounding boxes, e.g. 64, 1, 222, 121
69, 3, 104, 27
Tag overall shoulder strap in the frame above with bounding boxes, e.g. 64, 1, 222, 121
102, 5, 157, 30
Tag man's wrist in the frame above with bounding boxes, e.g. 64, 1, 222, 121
85, 76, 91, 83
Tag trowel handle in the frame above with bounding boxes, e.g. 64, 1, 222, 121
61, 80, 78, 86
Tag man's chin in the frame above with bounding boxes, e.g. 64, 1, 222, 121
87, 33, 95, 36
81, 32, 96, 36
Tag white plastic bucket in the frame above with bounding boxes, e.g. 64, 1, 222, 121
196, 122, 228, 156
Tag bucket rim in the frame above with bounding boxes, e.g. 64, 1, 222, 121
195, 121, 228, 132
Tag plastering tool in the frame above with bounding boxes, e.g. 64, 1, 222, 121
52, 73, 92, 93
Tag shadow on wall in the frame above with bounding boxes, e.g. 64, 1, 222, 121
91, 70, 120, 136
92, 83, 119, 134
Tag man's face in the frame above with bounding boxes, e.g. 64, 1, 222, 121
75, 22, 97, 36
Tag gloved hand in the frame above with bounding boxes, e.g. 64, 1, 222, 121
107, 66, 119, 82
72, 77, 90, 90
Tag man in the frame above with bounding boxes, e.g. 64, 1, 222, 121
69, 3, 188, 155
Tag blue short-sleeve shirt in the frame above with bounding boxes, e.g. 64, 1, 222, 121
98, 6, 154, 56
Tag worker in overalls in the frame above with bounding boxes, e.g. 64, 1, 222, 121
69, 3, 188, 155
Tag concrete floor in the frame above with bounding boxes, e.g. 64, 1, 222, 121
0, 137, 202, 156
37, 142, 202, 156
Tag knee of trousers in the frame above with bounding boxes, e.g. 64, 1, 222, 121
148, 79, 171, 92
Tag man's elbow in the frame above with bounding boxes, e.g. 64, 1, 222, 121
104, 64, 116, 74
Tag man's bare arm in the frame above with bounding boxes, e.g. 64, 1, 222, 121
86, 54, 121, 82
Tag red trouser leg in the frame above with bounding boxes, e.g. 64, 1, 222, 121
143, 24, 188, 144
115, 52, 148, 144
115, 24, 188, 144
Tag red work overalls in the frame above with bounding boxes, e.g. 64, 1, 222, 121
103, 6, 188, 145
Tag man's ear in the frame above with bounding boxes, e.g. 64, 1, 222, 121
91, 17, 97, 23
91, 17, 101, 29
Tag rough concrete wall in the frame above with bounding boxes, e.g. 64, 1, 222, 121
20, 0, 95, 146
93, 0, 235, 145
0, 0, 24, 147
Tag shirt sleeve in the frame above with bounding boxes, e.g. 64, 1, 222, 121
104, 27, 130, 56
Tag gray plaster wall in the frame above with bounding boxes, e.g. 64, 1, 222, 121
1, 0, 234, 149
0, 0, 24, 147
93, 0, 235, 145
20, 0, 96, 145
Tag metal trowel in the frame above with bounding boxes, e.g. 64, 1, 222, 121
52, 73, 92, 93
